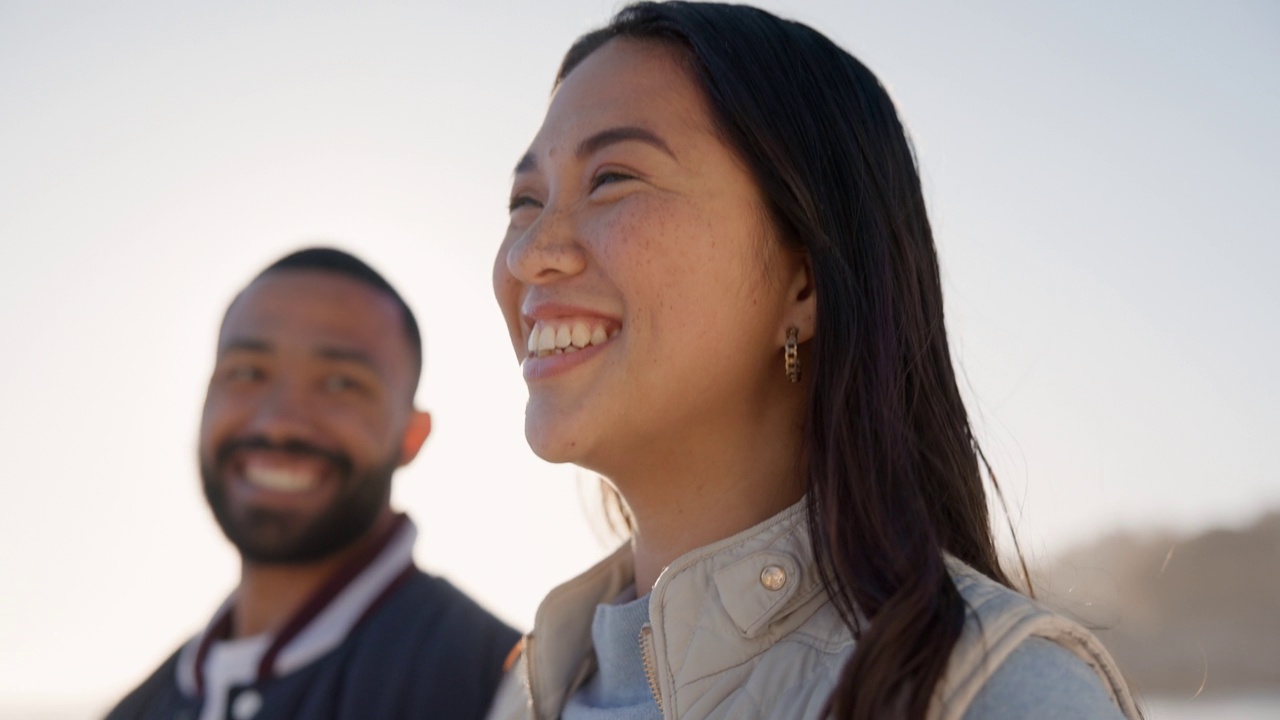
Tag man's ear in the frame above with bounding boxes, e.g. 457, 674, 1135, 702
397, 409, 432, 467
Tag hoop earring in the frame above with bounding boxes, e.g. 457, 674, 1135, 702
784, 327, 801, 383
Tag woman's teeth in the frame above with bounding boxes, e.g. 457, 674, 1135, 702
526, 319, 618, 358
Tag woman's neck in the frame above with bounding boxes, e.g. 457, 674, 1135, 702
610, 396, 807, 592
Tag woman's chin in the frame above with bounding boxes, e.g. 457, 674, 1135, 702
523, 419, 588, 466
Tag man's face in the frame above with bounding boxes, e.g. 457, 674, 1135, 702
198, 269, 425, 565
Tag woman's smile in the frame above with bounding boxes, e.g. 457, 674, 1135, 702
520, 312, 622, 381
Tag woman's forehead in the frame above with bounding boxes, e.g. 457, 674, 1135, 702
531, 39, 713, 156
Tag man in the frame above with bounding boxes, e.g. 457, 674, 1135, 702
108, 248, 519, 720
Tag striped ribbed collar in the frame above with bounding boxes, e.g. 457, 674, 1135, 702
175, 514, 417, 697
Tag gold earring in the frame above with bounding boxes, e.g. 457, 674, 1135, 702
785, 327, 801, 383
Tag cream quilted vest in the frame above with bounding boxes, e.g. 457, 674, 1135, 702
488, 500, 1139, 720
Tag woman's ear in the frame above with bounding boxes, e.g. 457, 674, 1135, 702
397, 410, 433, 467
784, 252, 817, 343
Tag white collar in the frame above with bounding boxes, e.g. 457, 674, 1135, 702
175, 515, 418, 697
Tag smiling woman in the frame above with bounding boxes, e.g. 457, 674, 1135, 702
490, 3, 1141, 720
498, 38, 805, 495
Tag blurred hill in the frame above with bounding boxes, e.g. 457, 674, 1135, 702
1034, 510, 1280, 697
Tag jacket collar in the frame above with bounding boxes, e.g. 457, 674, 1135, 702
176, 514, 418, 696
526, 498, 832, 718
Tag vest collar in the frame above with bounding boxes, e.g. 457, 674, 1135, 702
526, 498, 831, 718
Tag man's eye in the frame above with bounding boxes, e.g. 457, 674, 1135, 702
226, 365, 263, 382
323, 375, 362, 393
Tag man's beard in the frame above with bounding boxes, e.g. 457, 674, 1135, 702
200, 436, 397, 565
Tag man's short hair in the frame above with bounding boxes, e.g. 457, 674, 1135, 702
255, 247, 423, 390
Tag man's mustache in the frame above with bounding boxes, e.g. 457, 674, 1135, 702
214, 436, 353, 476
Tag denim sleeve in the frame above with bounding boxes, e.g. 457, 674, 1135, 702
962, 637, 1125, 720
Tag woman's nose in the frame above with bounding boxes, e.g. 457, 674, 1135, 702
503, 202, 588, 285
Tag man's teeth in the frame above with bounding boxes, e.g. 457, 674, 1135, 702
245, 467, 318, 492
526, 319, 618, 357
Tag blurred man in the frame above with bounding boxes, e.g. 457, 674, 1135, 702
108, 248, 518, 720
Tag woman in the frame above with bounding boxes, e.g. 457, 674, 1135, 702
491, 3, 1139, 718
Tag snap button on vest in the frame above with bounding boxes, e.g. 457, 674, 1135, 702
760, 565, 787, 591
714, 551, 805, 637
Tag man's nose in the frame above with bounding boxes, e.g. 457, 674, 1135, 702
246, 380, 317, 444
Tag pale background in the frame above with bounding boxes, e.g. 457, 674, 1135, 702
1, 0, 1276, 716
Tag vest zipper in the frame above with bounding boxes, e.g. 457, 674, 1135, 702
523, 634, 541, 718
639, 623, 664, 715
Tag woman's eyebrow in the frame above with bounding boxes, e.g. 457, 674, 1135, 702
513, 125, 678, 176
514, 152, 536, 175
577, 126, 677, 161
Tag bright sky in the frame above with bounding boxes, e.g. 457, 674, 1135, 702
1, 0, 1276, 714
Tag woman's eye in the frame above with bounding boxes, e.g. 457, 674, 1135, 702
590, 171, 635, 191
508, 194, 542, 212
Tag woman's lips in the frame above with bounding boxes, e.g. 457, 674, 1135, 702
521, 334, 614, 381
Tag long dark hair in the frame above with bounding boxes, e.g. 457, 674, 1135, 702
559, 3, 1021, 718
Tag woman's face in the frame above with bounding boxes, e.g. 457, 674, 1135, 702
494, 38, 807, 477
